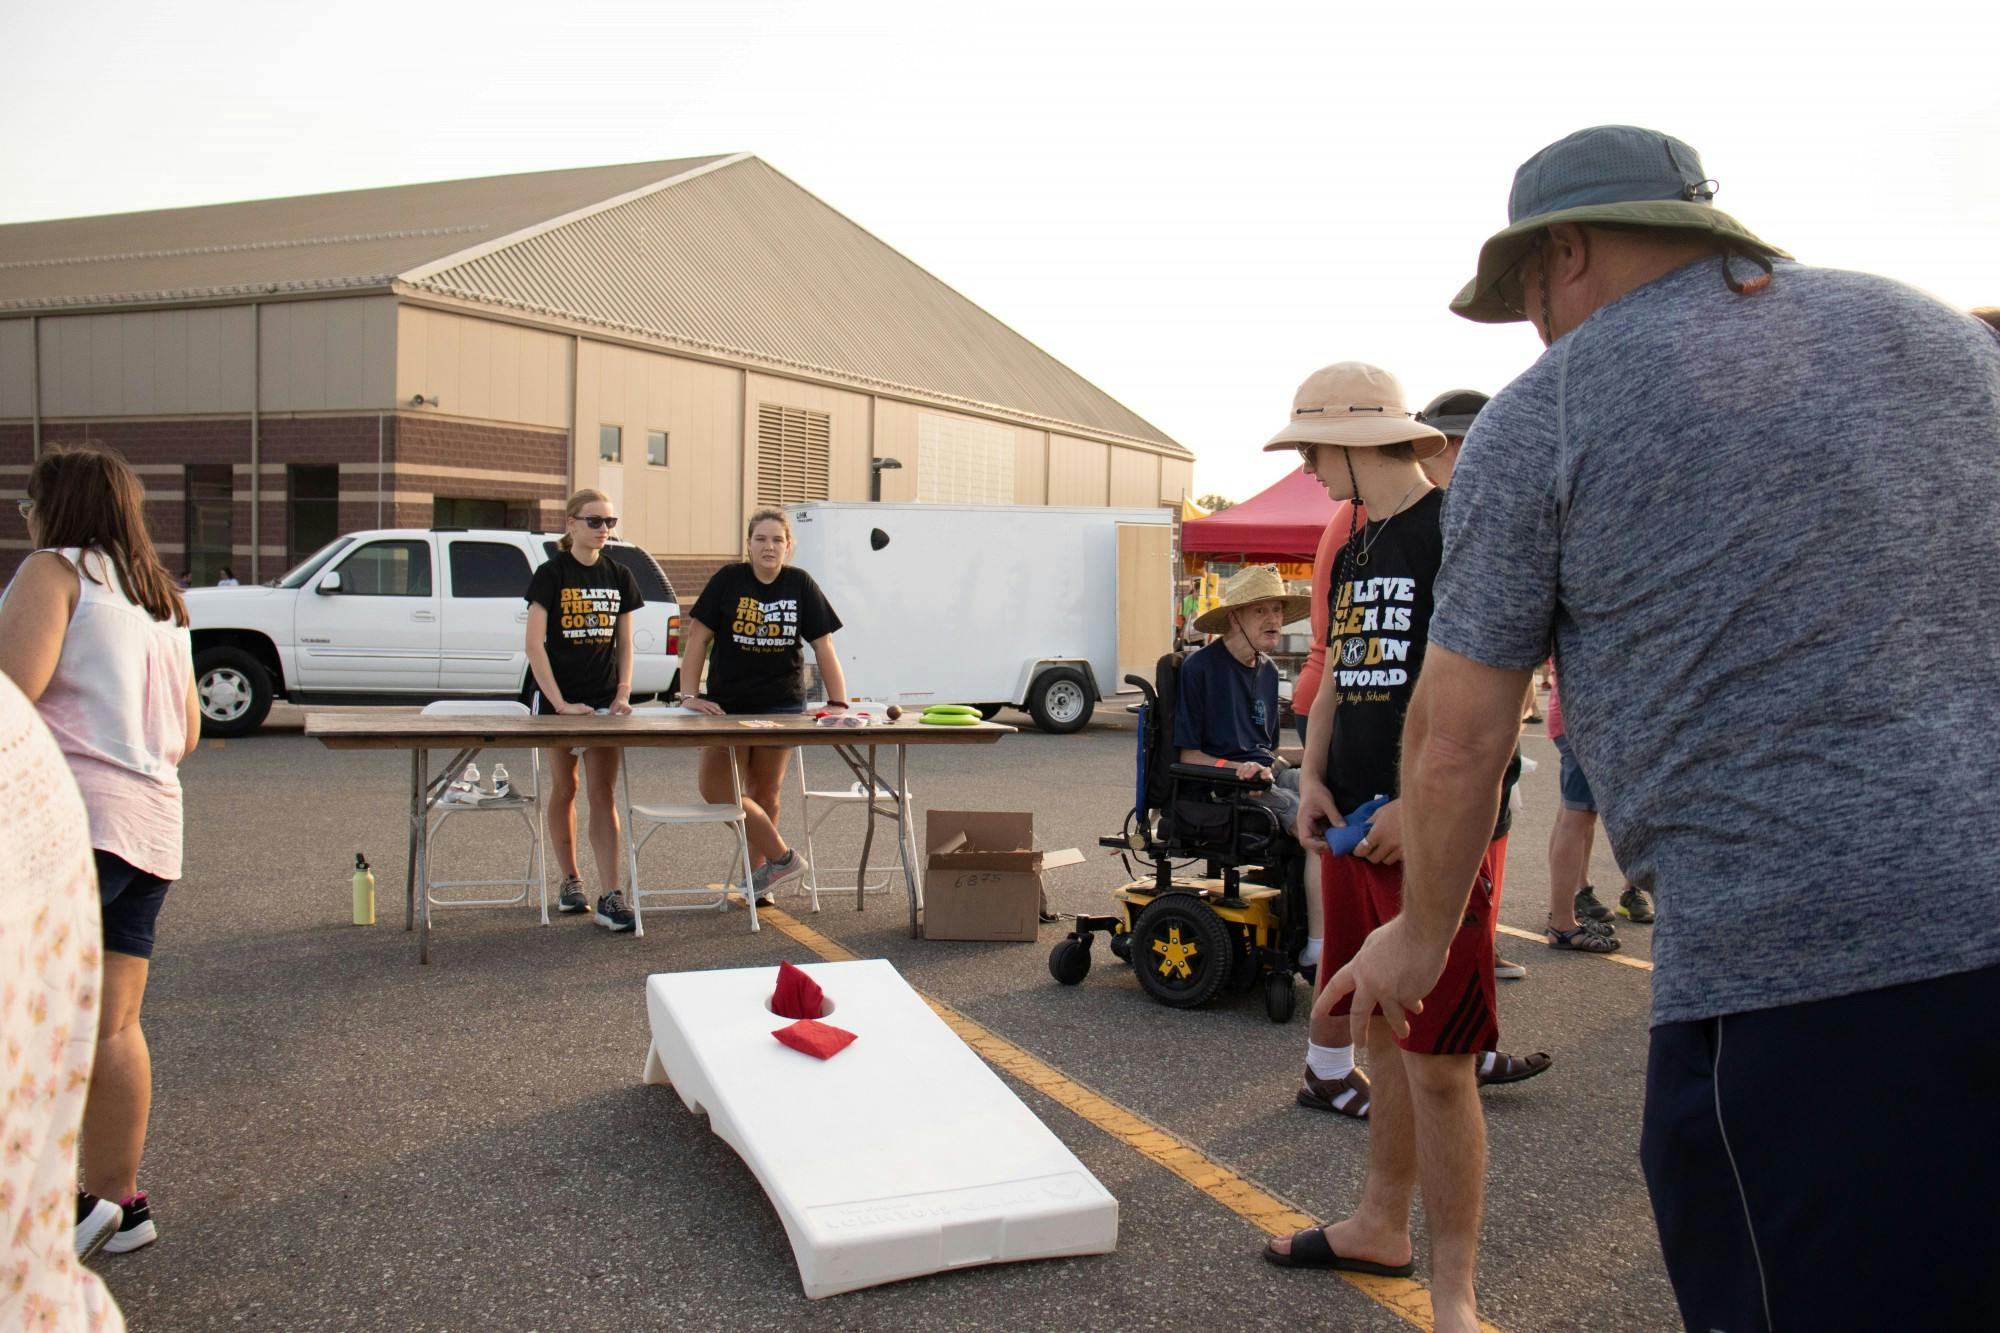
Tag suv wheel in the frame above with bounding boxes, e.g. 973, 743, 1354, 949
195, 646, 275, 738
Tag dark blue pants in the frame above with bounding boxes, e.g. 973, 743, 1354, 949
1640, 961, 2000, 1331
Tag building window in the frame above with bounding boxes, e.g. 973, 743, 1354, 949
916, 412, 1016, 505
287, 465, 340, 570
184, 464, 234, 586
599, 425, 622, 462
647, 430, 668, 467
755, 404, 831, 506
433, 497, 536, 531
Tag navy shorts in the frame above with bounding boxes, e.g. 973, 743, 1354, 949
1640, 962, 2000, 1331
96, 849, 172, 960
1552, 734, 1596, 811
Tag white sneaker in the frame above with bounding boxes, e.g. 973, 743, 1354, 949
76, 1192, 123, 1261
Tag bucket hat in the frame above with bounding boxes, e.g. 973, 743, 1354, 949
1192, 565, 1311, 636
1261, 362, 1445, 452
1417, 389, 1490, 438
1451, 125, 1789, 324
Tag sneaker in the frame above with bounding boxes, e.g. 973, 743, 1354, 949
594, 890, 635, 932
103, 1192, 157, 1254
1617, 884, 1655, 924
1574, 885, 1615, 923
1494, 956, 1528, 980
556, 876, 589, 914
76, 1192, 123, 1261
757, 851, 809, 899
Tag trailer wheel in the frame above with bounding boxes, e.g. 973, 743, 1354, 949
1026, 667, 1094, 734
976, 703, 1005, 721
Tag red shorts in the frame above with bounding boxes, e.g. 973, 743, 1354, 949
1319, 834, 1508, 1056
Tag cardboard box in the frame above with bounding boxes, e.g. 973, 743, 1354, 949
922, 810, 1046, 942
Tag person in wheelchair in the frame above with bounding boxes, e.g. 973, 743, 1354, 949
1175, 566, 1311, 846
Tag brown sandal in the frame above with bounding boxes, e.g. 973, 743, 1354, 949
1296, 1067, 1371, 1119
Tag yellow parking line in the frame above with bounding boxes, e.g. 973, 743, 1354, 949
758, 904, 1498, 1333
1496, 922, 1653, 971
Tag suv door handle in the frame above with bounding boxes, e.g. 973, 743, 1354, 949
412, 609, 437, 622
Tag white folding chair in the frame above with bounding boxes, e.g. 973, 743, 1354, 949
791, 746, 915, 913
418, 700, 548, 927
621, 704, 758, 935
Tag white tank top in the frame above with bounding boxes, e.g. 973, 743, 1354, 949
29, 546, 194, 880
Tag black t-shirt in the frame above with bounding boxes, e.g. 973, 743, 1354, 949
523, 549, 645, 706
1322, 489, 1521, 840
689, 563, 842, 712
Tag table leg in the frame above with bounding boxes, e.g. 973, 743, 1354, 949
854, 743, 878, 913
406, 749, 421, 932
416, 747, 431, 964
898, 744, 923, 938
734, 748, 759, 933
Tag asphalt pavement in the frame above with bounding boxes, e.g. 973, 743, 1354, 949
96, 700, 1675, 1331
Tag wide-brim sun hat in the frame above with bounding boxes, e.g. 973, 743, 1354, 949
1418, 388, 1490, 438
1261, 361, 1446, 452
1451, 124, 1790, 325
1192, 565, 1312, 636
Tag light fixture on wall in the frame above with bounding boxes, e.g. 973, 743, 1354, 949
410, 393, 441, 408
869, 456, 903, 502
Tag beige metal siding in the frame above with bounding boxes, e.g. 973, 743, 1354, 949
574, 340, 741, 557
35, 307, 254, 417
1015, 425, 1049, 504
260, 298, 396, 411
396, 306, 567, 428
1048, 434, 1110, 506
872, 398, 1049, 505
1109, 446, 1159, 508
0, 320, 34, 418
1160, 456, 1193, 506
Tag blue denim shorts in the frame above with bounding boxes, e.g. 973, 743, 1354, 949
96, 849, 173, 960
1553, 734, 1596, 812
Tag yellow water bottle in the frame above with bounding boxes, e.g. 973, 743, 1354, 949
352, 852, 376, 926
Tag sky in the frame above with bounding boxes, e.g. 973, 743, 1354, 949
5, 1, 1996, 502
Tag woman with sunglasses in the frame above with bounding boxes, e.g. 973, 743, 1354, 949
523, 489, 643, 933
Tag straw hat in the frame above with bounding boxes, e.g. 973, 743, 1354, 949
1451, 125, 1788, 325
1261, 362, 1445, 452
1192, 565, 1311, 635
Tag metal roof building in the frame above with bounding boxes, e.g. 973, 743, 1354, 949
1, 155, 1191, 588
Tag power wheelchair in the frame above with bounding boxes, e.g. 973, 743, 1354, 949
1048, 651, 1309, 1022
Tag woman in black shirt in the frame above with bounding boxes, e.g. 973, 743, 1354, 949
523, 489, 643, 933
680, 509, 848, 903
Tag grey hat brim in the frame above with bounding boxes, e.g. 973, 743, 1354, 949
1450, 199, 1790, 325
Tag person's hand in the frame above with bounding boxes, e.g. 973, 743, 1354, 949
555, 701, 596, 716
1234, 761, 1272, 782
1295, 777, 1344, 852
1354, 798, 1404, 864
683, 696, 725, 716
1314, 914, 1451, 1041
609, 692, 633, 716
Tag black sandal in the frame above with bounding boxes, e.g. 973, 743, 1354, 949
1476, 1050, 1552, 1086
1262, 1226, 1415, 1276
1546, 921, 1622, 953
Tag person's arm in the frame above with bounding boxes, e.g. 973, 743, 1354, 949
677, 617, 721, 714
1294, 655, 1345, 850
610, 610, 634, 715
1177, 746, 1271, 781
808, 634, 847, 708
1317, 647, 1531, 1035
183, 671, 201, 755
0, 551, 81, 702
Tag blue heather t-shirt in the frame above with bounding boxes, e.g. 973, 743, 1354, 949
1434, 258, 2000, 1026
1174, 640, 1280, 766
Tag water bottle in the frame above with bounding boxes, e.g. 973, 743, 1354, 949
491, 764, 511, 800
445, 762, 480, 805
351, 852, 376, 926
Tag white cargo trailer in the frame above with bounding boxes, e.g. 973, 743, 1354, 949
785, 501, 1176, 734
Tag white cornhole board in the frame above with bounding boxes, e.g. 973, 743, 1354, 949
642, 958, 1118, 1298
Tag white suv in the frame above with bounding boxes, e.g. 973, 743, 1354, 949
187, 528, 682, 737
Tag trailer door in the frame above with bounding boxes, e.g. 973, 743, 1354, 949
1115, 522, 1174, 685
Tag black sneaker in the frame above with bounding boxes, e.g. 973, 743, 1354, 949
103, 1191, 157, 1254
76, 1191, 123, 1261
594, 890, 635, 933
556, 876, 588, 914
1617, 884, 1656, 924
1574, 885, 1615, 923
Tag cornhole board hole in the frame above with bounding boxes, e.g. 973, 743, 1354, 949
641, 958, 1118, 1298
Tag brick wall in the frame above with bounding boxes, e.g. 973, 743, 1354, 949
656, 555, 733, 604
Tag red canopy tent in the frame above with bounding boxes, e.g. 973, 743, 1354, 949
1181, 468, 1354, 562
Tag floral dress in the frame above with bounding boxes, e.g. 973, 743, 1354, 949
1, 676, 123, 1332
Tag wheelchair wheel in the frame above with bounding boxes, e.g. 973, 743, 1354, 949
1049, 936, 1092, 986
1130, 894, 1232, 1008
1264, 970, 1297, 1024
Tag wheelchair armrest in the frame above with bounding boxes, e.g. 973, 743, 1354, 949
1168, 762, 1272, 791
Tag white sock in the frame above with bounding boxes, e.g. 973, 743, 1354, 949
1300, 936, 1323, 968
1306, 1041, 1354, 1082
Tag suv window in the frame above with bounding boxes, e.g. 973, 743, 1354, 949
278, 536, 355, 589
335, 540, 433, 596
449, 541, 532, 598
539, 541, 675, 604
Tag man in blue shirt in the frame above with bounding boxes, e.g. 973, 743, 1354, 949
1174, 566, 1309, 832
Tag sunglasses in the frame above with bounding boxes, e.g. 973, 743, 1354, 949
574, 514, 618, 530
1496, 234, 1547, 319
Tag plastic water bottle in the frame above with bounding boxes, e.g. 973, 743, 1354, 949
352, 852, 376, 926
490, 764, 511, 800
445, 762, 480, 805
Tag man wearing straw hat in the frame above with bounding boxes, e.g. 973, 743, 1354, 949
1259, 362, 1538, 1312
1324, 125, 2000, 1330
1176, 565, 1313, 832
